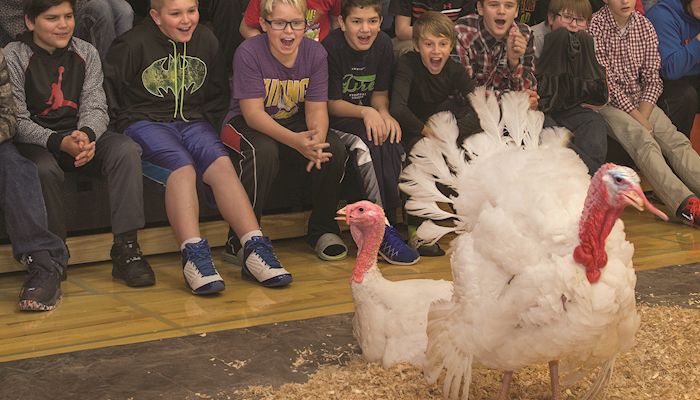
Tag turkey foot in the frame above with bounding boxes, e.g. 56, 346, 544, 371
549, 360, 561, 400
496, 370, 513, 400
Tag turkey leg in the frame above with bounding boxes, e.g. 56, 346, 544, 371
549, 360, 561, 400
496, 370, 513, 400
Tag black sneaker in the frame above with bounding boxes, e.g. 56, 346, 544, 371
676, 195, 700, 228
221, 237, 243, 266
19, 255, 63, 311
111, 241, 155, 287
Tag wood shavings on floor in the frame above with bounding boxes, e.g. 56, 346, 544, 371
231, 305, 700, 400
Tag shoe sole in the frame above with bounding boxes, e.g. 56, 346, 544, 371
378, 251, 421, 266
241, 266, 293, 287
190, 280, 225, 295
19, 289, 62, 311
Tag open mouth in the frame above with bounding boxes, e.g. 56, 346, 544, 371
177, 26, 191, 33
281, 37, 295, 48
335, 207, 348, 222
356, 35, 371, 45
494, 19, 507, 28
623, 191, 645, 212
429, 57, 443, 69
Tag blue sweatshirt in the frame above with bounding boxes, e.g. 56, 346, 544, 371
647, 0, 700, 79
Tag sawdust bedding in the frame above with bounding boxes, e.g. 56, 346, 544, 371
218, 305, 700, 400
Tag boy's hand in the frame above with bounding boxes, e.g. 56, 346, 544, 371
629, 109, 653, 135
60, 130, 96, 167
525, 89, 539, 110
293, 129, 333, 172
581, 103, 604, 111
506, 26, 526, 69
361, 107, 387, 145
382, 113, 402, 143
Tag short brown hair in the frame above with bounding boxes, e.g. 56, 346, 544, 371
150, 0, 199, 11
23, 0, 75, 22
341, 0, 381, 20
547, 0, 592, 22
412, 11, 455, 47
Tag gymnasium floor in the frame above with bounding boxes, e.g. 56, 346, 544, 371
0, 208, 699, 399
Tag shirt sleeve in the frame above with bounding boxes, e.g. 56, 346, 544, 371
390, 56, 424, 135
506, 23, 537, 92
374, 34, 394, 92
590, 17, 636, 112
4, 43, 61, 150
76, 42, 108, 142
454, 23, 475, 79
243, 0, 263, 31
0, 49, 16, 141
232, 44, 266, 100
638, 22, 663, 105
324, 38, 343, 100
648, 6, 700, 80
305, 42, 329, 102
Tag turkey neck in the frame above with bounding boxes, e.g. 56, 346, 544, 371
574, 175, 622, 284
351, 220, 384, 283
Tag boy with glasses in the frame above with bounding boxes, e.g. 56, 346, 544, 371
222, 0, 348, 263
240, 0, 340, 42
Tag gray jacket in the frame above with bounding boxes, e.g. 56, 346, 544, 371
0, 48, 16, 144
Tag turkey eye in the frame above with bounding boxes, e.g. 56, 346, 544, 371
614, 176, 623, 184
358, 207, 364, 212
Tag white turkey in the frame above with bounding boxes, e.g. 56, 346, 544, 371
336, 200, 453, 368
399, 88, 668, 400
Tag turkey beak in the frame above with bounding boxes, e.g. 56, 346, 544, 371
335, 206, 348, 223
623, 188, 668, 221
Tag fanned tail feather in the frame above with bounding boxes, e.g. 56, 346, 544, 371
425, 300, 473, 400
540, 126, 571, 148
414, 219, 465, 247
405, 199, 458, 221
499, 91, 531, 146
468, 87, 501, 142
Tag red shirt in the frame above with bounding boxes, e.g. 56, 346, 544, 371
243, 0, 341, 42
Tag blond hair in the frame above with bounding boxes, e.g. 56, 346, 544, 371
412, 11, 456, 47
260, 0, 308, 20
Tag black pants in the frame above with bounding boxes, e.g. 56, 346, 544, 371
657, 76, 700, 138
225, 115, 347, 248
16, 131, 145, 240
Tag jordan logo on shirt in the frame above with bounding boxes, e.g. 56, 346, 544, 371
40, 66, 78, 116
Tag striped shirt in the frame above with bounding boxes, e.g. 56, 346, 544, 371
454, 14, 537, 96
589, 6, 663, 113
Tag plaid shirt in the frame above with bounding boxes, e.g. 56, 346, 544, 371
454, 15, 536, 96
589, 7, 663, 113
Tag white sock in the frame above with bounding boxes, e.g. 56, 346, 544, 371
181, 237, 203, 250
240, 230, 263, 247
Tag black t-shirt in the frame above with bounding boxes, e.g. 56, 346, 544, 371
322, 29, 394, 106
390, 51, 475, 135
390, 0, 476, 23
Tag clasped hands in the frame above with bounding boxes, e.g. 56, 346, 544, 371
60, 130, 95, 167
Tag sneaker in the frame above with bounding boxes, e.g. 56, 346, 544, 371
182, 239, 225, 295
18, 254, 63, 311
676, 195, 700, 228
242, 236, 292, 287
379, 225, 420, 265
221, 238, 243, 266
111, 241, 155, 287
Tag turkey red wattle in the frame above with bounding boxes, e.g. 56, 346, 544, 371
574, 164, 667, 283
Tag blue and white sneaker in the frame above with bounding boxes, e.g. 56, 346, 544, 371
181, 239, 225, 295
242, 236, 292, 287
379, 225, 420, 265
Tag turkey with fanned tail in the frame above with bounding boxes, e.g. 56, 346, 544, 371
399, 88, 668, 400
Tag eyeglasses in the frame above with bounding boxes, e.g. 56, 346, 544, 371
556, 13, 588, 27
264, 19, 306, 30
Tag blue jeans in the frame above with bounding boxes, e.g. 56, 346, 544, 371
0, 141, 67, 266
75, 0, 134, 60
546, 107, 610, 174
